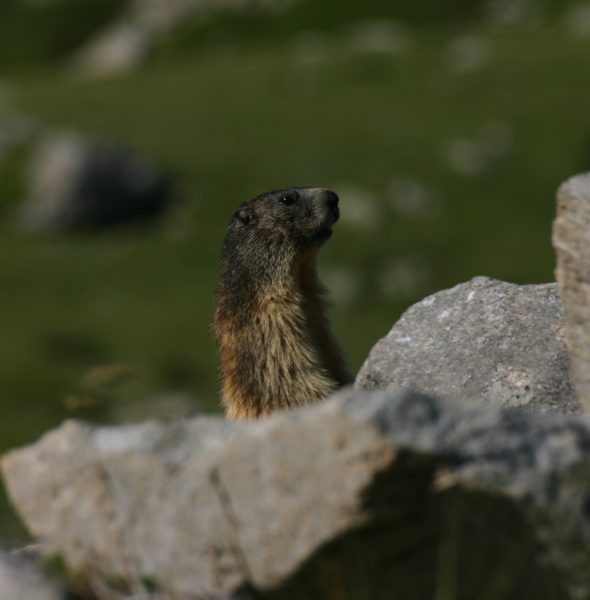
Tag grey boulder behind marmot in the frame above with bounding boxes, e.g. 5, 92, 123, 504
356, 277, 580, 415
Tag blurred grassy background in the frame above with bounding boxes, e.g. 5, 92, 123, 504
1, 0, 590, 540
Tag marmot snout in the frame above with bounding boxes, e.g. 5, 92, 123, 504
212, 187, 353, 419
233, 187, 340, 249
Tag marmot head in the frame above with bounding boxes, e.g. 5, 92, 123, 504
230, 187, 340, 250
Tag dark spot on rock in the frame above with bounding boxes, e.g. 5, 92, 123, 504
546, 473, 559, 502
375, 390, 441, 433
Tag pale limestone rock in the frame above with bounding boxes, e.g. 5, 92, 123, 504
4, 390, 590, 599
553, 173, 590, 411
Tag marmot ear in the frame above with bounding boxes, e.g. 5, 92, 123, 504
235, 207, 258, 227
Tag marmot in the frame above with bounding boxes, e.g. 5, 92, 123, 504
213, 187, 353, 419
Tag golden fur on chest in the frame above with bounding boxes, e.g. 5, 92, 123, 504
214, 263, 351, 419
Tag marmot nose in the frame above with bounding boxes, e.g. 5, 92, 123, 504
324, 190, 339, 208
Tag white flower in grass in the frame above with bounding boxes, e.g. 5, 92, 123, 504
446, 35, 491, 73
564, 3, 590, 38
388, 177, 441, 219
292, 30, 334, 66
443, 120, 513, 175
346, 19, 409, 55
379, 258, 431, 299
483, 0, 539, 27
337, 184, 382, 231
323, 267, 362, 305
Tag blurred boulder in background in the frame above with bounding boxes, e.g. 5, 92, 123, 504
20, 131, 173, 232
129, 0, 289, 31
356, 277, 580, 415
73, 0, 292, 75
0, 548, 61, 600
70, 21, 151, 78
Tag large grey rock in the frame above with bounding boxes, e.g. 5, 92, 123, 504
0, 549, 60, 600
20, 131, 172, 232
356, 277, 580, 415
553, 172, 590, 411
4, 389, 590, 599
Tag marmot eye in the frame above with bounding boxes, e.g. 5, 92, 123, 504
279, 194, 296, 206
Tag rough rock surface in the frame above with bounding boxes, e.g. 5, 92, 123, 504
4, 389, 590, 599
20, 131, 172, 232
553, 172, 590, 411
0, 549, 60, 600
356, 277, 580, 414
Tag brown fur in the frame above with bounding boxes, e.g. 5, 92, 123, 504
212, 187, 353, 419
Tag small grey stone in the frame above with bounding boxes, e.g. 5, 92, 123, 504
356, 277, 580, 415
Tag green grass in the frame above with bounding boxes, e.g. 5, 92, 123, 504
1, 17, 590, 538
0, 0, 121, 72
